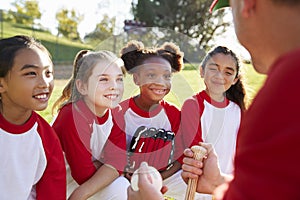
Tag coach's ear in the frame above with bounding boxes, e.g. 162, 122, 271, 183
0, 78, 6, 93
242, 0, 256, 18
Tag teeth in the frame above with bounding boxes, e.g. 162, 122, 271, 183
105, 94, 118, 99
152, 89, 165, 94
35, 94, 47, 99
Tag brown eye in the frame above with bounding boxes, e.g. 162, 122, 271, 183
46, 70, 53, 77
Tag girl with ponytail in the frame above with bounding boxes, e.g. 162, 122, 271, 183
179, 46, 247, 199
52, 50, 129, 199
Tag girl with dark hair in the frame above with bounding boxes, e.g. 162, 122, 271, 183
0, 35, 66, 199
179, 46, 247, 199
52, 50, 129, 199
119, 40, 185, 199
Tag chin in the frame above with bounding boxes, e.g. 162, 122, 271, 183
35, 103, 48, 111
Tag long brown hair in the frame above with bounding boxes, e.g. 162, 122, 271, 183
201, 46, 247, 111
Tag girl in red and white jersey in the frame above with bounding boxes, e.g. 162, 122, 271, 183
119, 40, 184, 199
52, 50, 129, 199
0, 35, 66, 200
179, 46, 247, 200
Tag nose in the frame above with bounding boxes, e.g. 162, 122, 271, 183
214, 70, 225, 79
154, 75, 168, 85
109, 80, 118, 90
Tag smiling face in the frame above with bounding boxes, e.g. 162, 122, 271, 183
77, 60, 124, 116
0, 47, 54, 122
201, 53, 238, 101
133, 56, 172, 107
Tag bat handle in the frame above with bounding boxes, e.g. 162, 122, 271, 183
184, 145, 207, 200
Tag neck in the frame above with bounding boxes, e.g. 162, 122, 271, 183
0, 106, 32, 125
134, 95, 159, 112
205, 90, 225, 102
84, 99, 108, 117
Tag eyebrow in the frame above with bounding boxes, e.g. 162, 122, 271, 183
97, 73, 123, 76
208, 62, 236, 72
20, 64, 51, 71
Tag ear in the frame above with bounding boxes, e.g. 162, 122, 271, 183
133, 73, 140, 86
200, 66, 205, 78
0, 78, 6, 93
232, 75, 240, 85
241, 0, 256, 17
75, 79, 87, 95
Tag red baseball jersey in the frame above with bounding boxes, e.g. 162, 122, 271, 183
52, 100, 127, 184
0, 111, 66, 200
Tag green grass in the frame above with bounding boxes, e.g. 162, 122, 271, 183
1, 21, 92, 63
38, 63, 266, 122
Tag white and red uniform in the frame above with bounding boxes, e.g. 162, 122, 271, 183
114, 97, 184, 199
176, 90, 241, 200
116, 97, 181, 171
52, 100, 129, 199
0, 111, 66, 200
181, 90, 241, 174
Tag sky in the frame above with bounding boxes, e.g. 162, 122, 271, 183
2, 0, 133, 38
1, 0, 250, 59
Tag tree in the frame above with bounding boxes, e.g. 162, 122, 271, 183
84, 14, 116, 44
56, 8, 82, 41
132, 0, 229, 50
10, 0, 41, 25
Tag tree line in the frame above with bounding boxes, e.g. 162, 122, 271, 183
2, 0, 229, 62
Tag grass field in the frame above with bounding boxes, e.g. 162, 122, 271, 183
38, 63, 266, 122
1, 21, 92, 63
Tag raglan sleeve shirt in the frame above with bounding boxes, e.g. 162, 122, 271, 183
52, 103, 97, 185
177, 95, 203, 164
35, 115, 66, 200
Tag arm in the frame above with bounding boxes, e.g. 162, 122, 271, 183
52, 107, 97, 184
160, 160, 181, 179
68, 119, 128, 199
36, 118, 67, 200
68, 164, 119, 200
176, 97, 203, 164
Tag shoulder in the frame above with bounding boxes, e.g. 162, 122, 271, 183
118, 98, 131, 109
35, 112, 54, 132
35, 112, 61, 147
182, 93, 202, 109
160, 100, 180, 113
112, 98, 131, 117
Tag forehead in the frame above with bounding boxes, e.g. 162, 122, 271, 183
138, 57, 171, 72
92, 60, 123, 75
208, 53, 237, 69
13, 47, 52, 70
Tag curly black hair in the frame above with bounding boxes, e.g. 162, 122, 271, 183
120, 40, 184, 74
